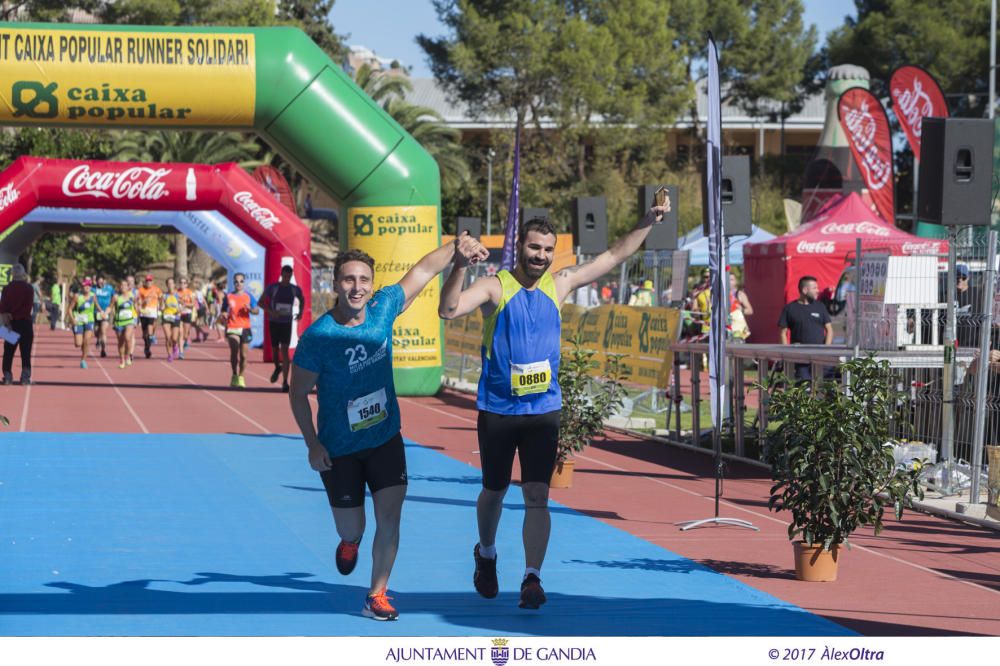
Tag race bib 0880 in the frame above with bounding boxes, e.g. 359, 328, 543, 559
510, 360, 552, 397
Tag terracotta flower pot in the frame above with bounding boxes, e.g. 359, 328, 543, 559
550, 459, 575, 489
793, 541, 840, 582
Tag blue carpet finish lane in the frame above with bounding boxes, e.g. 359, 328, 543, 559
0, 433, 853, 636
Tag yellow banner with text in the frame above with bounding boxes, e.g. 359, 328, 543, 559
347, 205, 441, 369
0, 28, 255, 126
445, 303, 681, 388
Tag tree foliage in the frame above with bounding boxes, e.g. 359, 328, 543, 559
29, 233, 170, 283
726, 0, 818, 118
824, 0, 992, 113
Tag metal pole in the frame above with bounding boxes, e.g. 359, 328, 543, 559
854, 238, 862, 356
618, 261, 628, 304
486, 148, 495, 236
653, 252, 661, 307
971, 230, 998, 502
990, 0, 997, 120
673, 349, 683, 440
942, 227, 959, 494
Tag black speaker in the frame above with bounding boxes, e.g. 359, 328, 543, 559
702, 155, 752, 236
456, 216, 481, 239
638, 184, 679, 250
519, 207, 549, 226
918, 117, 995, 226
570, 196, 608, 254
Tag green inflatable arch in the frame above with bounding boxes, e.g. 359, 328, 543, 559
0, 23, 443, 395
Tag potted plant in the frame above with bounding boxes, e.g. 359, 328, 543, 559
553, 334, 627, 489
763, 355, 924, 582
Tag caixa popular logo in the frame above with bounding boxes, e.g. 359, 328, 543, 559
0, 183, 21, 212
234, 191, 281, 230
11, 81, 59, 119
62, 165, 171, 200
490, 638, 509, 666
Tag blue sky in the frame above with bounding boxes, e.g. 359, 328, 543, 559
329, 0, 857, 78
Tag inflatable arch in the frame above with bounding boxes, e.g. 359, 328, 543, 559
0, 156, 310, 349
0, 24, 443, 394
0, 207, 268, 346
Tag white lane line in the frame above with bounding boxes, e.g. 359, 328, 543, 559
403, 396, 1000, 599
159, 360, 271, 434
18, 383, 31, 432
94, 359, 150, 434
571, 450, 1000, 598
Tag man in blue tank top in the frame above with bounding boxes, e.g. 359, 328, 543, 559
439, 198, 671, 610
289, 234, 487, 621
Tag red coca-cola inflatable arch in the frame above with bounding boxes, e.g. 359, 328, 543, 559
0, 156, 311, 349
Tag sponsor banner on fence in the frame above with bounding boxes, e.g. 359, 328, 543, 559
446, 303, 681, 389
0, 28, 255, 126
347, 205, 441, 369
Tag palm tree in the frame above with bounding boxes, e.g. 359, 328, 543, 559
353, 65, 470, 192
111, 130, 267, 279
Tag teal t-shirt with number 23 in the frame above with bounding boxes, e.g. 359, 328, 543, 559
293, 284, 404, 457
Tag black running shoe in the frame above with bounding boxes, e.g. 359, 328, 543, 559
270, 367, 281, 383
519, 574, 546, 610
473, 544, 499, 599
281, 382, 290, 393
336, 539, 360, 575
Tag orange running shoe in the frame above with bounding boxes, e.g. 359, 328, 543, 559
335, 539, 360, 575
362, 589, 398, 621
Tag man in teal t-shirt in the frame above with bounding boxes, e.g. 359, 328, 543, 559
289, 234, 487, 622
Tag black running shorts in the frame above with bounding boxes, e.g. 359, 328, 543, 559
140, 316, 157, 329
319, 432, 407, 508
269, 321, 293, 346
477, 410, 560, 491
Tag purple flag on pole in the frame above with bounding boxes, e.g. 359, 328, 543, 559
706, 35, 727, 429
500, 126, 521, 271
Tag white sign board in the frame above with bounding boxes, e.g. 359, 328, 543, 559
859, 252, 889, 303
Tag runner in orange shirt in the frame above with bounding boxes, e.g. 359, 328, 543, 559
177, 277, 197, 357
215, 272, 260, 388
137, 274, 162, 359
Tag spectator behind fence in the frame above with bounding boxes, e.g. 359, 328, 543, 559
729, 273, 753, 341
955, 263, 981, 349
1, 264, 35, 385
778, 275, 832, 382
628, 279, 654, 307
600, 282, 614, 304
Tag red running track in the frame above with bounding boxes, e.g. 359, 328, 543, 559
3, 328, 999, 636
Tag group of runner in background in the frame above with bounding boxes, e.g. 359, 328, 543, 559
54, 270, 302, 390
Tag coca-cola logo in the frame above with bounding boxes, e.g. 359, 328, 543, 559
0, 182, 19, 212
892, 78, 934, 138
843, 99, 892, 191
902, 241, 942, 254
796, 240, 836, 254
234, 191, 281, 230
62, 165, 171, 200
820, 221, 890, 237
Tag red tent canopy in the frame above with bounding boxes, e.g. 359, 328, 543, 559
742, 192, 946, 343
